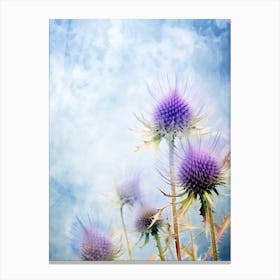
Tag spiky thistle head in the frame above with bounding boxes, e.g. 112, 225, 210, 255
135, 207, 162, 236
153, 89, 193, 137
178, 135, 229, 198
71, 217, 118, 261
116, 175, 142, 206
179, 149, 220, 195
134, 76, 204, 151
177, 135, 230, 221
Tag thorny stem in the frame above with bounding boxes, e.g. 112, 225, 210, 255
207, 204, 218, 261
168, 138, 182, 261
120, 204, 132, 260
152, 231, 166, 261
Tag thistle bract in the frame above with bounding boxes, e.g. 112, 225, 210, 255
71, 217, 116, 261
135, 208, 161, 235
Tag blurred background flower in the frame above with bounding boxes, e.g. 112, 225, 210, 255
70, 216, 119, 261
116, 174, 143, 206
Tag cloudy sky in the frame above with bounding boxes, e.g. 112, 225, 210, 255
49, 19, 230, 261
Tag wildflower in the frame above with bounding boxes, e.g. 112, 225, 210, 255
153, 89, 193, 138
177, 135, 230, 261
116, 175, 142, 206
135, 207, 166, 260
71, 216, 118, 261
134, 76, 205, 260
178, 135, 229, 200
135, 208, 162, 235
135, 77, 204, 151
116, 174, 143, 260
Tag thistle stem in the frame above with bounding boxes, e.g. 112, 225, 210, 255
152, 231, 166, 261
168, 139, 182, 261
208, 205, 218, 261
120, 204, 132, 260
189, 227, 196, 261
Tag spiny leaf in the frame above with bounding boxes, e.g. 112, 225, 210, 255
133, 113, 152, 129
179, 223, 199, 232
203, 192, 214, 209
216, 213, 230, 241
178, 192, 195, 216
221, 151, 230, 171
182, 246, 194, 260
163, 223, 171, 254
204, 213, 230, 261
147, 210, 162, 230
135, 140, 157, 153
139, 232, 150, 248
159, 188, 187, 198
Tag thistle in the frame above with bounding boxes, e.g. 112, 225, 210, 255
116, 175, 143, 260
116, 175, 143, 207
71, 216, 118, 261
177, 136, 230, 261
135, 77, 204, 261
135, 207, 166, 261
135, 82, 203, 152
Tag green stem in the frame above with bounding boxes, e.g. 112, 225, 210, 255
120, 204, 132, 260
208, 205, 218, 261
168, 138, 182, 261
153, 231, 166, 261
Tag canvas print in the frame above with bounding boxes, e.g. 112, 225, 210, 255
49, 19, 230, 262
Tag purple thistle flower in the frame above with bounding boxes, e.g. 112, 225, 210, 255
135, 77, 203, 151
153, 89, 192, 136
71, 217, 117, 261
116, 175, 142, 206
178, 136, 230, 197
179, 150, 220, 195
177, 136, 230, 261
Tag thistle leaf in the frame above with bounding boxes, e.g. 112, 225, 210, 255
147, 209, 162, 230
134, 135, 161, 153
178, 192, 195, 216
203, 192, 214, 209
159, 188, 186, 198
204, 213, 230, 261
216, 213, 230, 241
221, 151, 230, 171
139, 232, 150, 248
182, 246, 194, 259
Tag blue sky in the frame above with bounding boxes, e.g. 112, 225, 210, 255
49, 19, 230, 261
